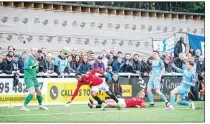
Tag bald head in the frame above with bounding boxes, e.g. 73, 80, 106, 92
31, 48, 38, 57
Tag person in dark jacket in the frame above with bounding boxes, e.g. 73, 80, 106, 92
72, 55, 82, 71
0, 54, 3, 74
132, 54, 141, 73
120, 60, 134, 73
196, 57, 205, 81
18, 51, 27, 73
146, 56, 153, 74
13, 53, 20, 86
112, 57, 123, 72
107, 73, 122, 98
194, 49, 201, 62
140, 57, 149, 75
2, 52, 14, 74
174, 37, 186, 58
78, 55, 92, 74
108, 51, 122, 66
164, 56, 172, 73
174, 53, 185, 70
37, 50, 47, 73
45, 52, 54, 74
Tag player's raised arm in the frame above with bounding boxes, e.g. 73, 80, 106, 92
171, 63, 184, 73
89, 69, 105, 76
70, 83, 81, 102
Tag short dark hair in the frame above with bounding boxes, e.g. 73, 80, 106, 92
134, 54, 139, 57
153, 50, 159, 54
75, 72, 82, 77
188, 60, 194, 66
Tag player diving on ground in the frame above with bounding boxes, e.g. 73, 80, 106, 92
66, 69, 121, 110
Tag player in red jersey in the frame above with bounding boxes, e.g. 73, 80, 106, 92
88, 91, 146, 109
66, 69, 121, 109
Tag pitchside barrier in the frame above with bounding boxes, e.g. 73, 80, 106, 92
0, 73, 200, 106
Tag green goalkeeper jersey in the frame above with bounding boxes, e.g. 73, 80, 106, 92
24, 54, 38, 79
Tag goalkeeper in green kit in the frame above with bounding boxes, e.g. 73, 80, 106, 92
21, 48, 48, 111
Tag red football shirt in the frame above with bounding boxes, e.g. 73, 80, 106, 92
70, 69, 105, 101
124, 97, 145, 108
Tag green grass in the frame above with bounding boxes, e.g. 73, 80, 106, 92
0, 101, 204, 122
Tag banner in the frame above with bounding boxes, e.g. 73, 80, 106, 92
0, 78, 47, 105
131, 76, 182, 102
0, 75, 185, 106
153, 36, 175, 54
188, 33, 205, 56
47, 82, 106, 103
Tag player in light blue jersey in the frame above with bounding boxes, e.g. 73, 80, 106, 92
168, 60, 196, 110
147, 51, 169, 107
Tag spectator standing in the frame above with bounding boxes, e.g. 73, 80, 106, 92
140, 57, 149, 75
123, 53, 131, 63
79, 49, 85, 59
101, 50, 108, 70
164, 56, 172, 73
120, 60, 134, 73
71, 48, 79, 63
0, 53, 3, 73
73, 55, 82, 71
93, 56, 105, 71
78, 55, 92, 74
187, 53, 192, 60
181, 56, 189, 69
41, 47, 47, 59
112, 57, 123, 73
106, 66, 113, 82
174, 37, 186, 58
8, 46, 15, 52
88, 51, 95, 67
13, 53, 20, 86
189, 47, 195, 57
1, 52, 13, 74
174, 53, 185, 70
68, 55, 73, 68
13, 53, 19, 72
194, 49, 201, 62
161, 51, 171, 61
18, 51, 27, 73
107, 73, 122, 98
132, 54, 141, 73
196, 57, 204, 78
37, 50, 47, 73
54, 48, 72, 75
107, 51, 120, 66
45, 52, 54, 74
146, 56, 153, 74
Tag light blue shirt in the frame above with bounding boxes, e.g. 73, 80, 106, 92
54, 56, 70, 73
173, 66, 196, 90
149, 59, 164, 81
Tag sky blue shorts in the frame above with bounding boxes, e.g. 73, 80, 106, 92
147, 80, 160, 89
177, 86, 189, 99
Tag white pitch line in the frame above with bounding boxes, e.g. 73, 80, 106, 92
0, 108, 199, 117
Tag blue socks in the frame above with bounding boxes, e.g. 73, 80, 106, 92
160, 93, 168, 102
148, 92, 154, 104
170, 93, 176, 106
178, 100, 190, 106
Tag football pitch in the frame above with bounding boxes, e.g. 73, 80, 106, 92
0, 101, 204, 122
